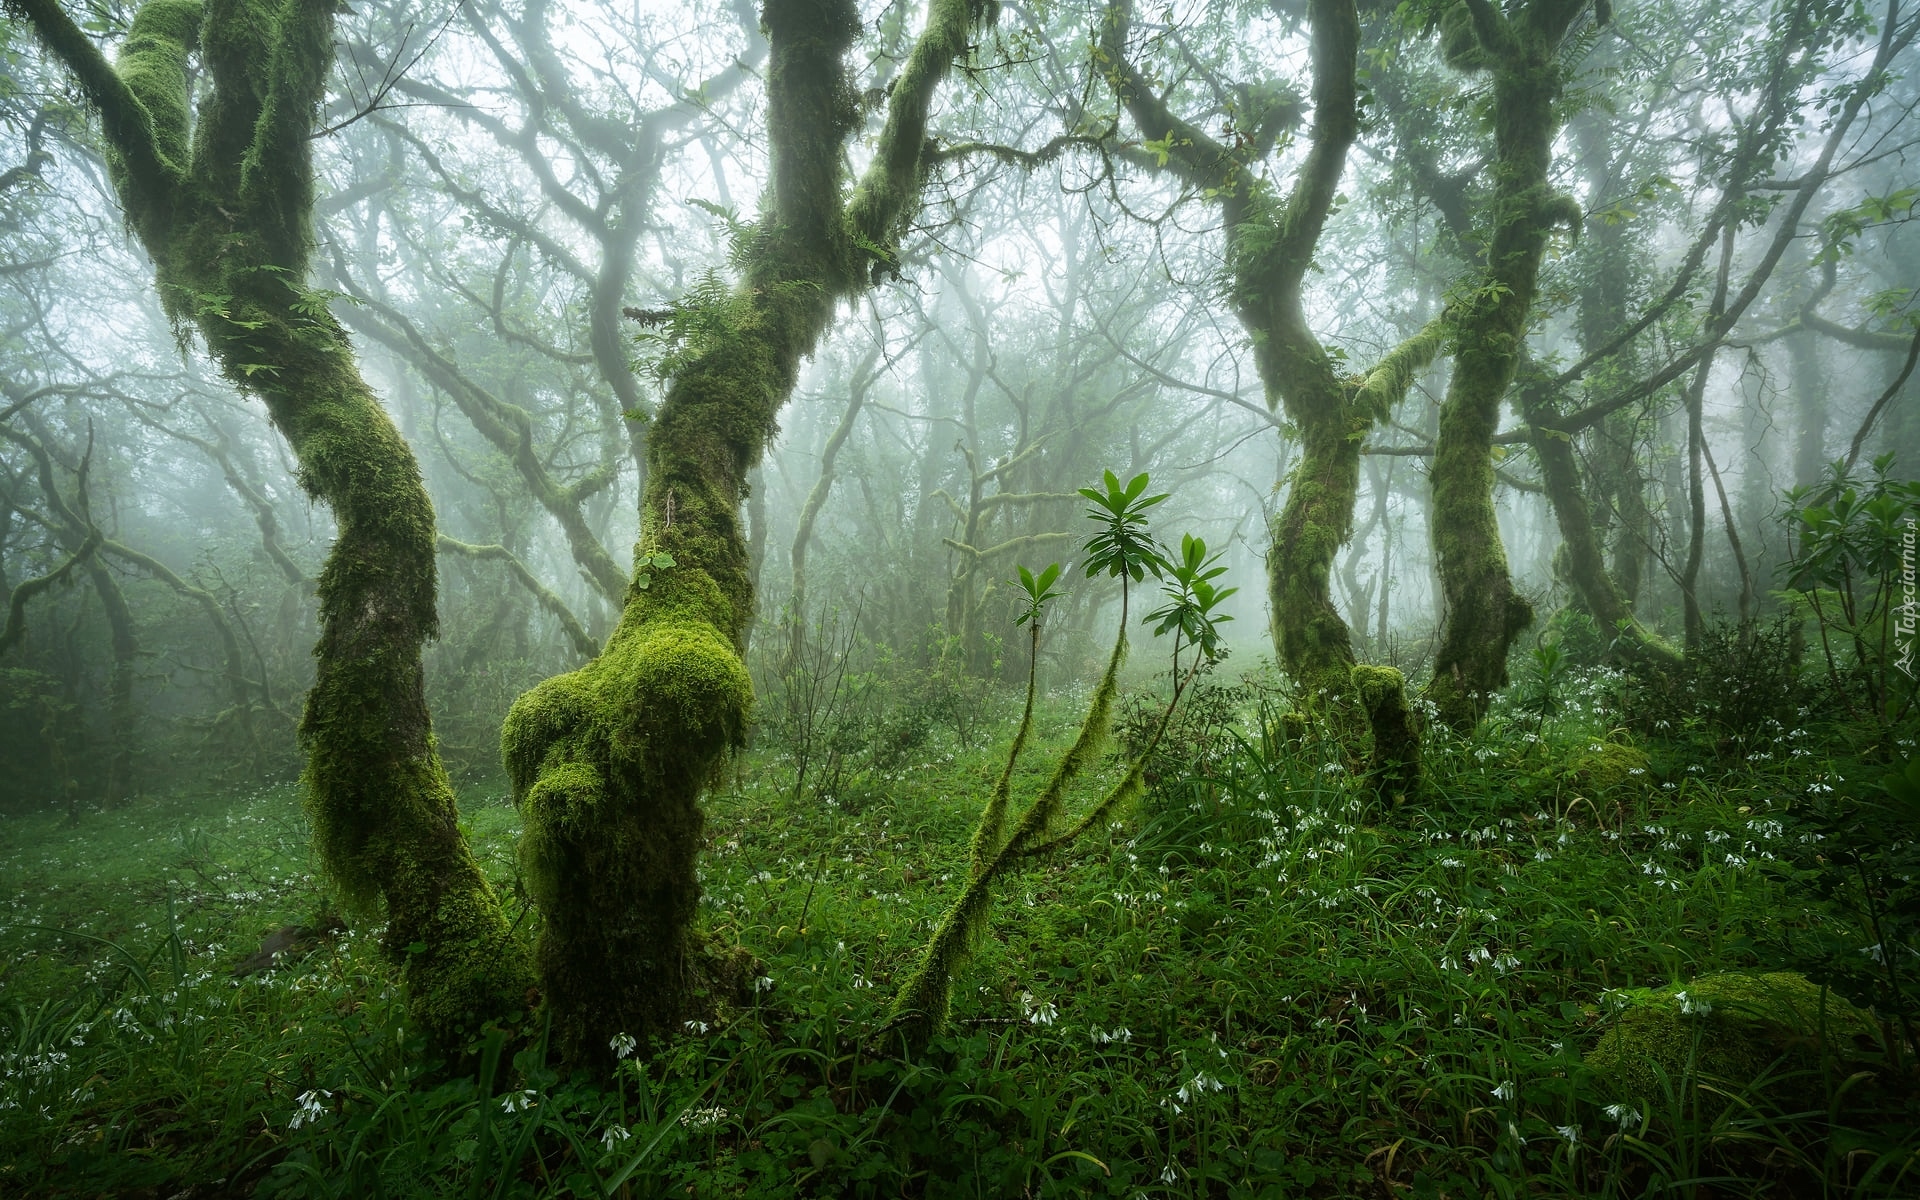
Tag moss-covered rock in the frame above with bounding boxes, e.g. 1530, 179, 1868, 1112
1558, 740, 1648, 791
1585, 972, 1878, 1106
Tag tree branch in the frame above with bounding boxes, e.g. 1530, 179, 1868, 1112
7, 0, 183, 217
435, 535, 596, 659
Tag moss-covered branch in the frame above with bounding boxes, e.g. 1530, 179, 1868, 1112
0, 528, 100, 657
4, 0, 184, 222
1354, 316, 1449, 423
846, 0, 999, 257
940, 530, 1077, 563
886, 629, 1125, 1039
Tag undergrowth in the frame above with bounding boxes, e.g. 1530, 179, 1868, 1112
2, 661, 1916, 1198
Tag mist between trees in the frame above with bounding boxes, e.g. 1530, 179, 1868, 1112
1, 0, 1918, 1192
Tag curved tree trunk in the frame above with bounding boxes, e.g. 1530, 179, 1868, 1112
1104, 0, 1440, 774
1519, 379, 1677, 667
15, 0, 531, 1046
502, 0, 1001, 1067
1520, 108, 1676, 666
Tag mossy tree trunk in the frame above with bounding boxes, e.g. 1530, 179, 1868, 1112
1514, 108, 1676, 667
1518, 377, 1677, 667
12, 0, 532, 1046
502, 0, 1003, 1067
1422, 0, 1591, 732
1103, 0, 1440, 768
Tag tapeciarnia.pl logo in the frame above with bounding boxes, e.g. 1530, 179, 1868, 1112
1898, 517, 1916, 681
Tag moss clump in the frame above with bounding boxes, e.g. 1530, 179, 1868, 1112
1586, 972, 1878, 1108
504, 596, 753, 1067
115, 0, 200, 180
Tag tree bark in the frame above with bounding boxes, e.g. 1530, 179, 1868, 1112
1104, 0, 1441, 767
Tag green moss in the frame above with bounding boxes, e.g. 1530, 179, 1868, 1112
41, 0, 541, 1048
115, 0, 200, 179
886, 624, 1136, 1046
503, 0, 993, 1067
1265, 414, 1366, 752
1423, 0, 1582, 734
1437, 1, 1491, 72
505, 581, 754, 1065
1559, 740, 1648, 791
1586, 972, 1878, 1108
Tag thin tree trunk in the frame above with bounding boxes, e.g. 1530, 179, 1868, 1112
790, 343, 880, 654
1682, 225, 1735, 648
1790, 329, 1827, 487
1425, 0, 1591, 732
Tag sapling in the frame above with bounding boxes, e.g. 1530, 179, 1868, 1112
884, 472, 1232, 1046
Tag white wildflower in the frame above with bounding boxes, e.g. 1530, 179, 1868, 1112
501, 1089, 537, 1113
679, 1105, 728, 1129
1019, 991, 1058, 1026
1176, 1072, 1225, 1105
289, 1089, 330, 1130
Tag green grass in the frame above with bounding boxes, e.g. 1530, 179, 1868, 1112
2, 667, 1916, 1198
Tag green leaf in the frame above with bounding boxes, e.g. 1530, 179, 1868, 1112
652, 552, 676, 569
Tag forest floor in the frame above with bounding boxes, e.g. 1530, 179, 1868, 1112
2, 662, 1917, 1198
